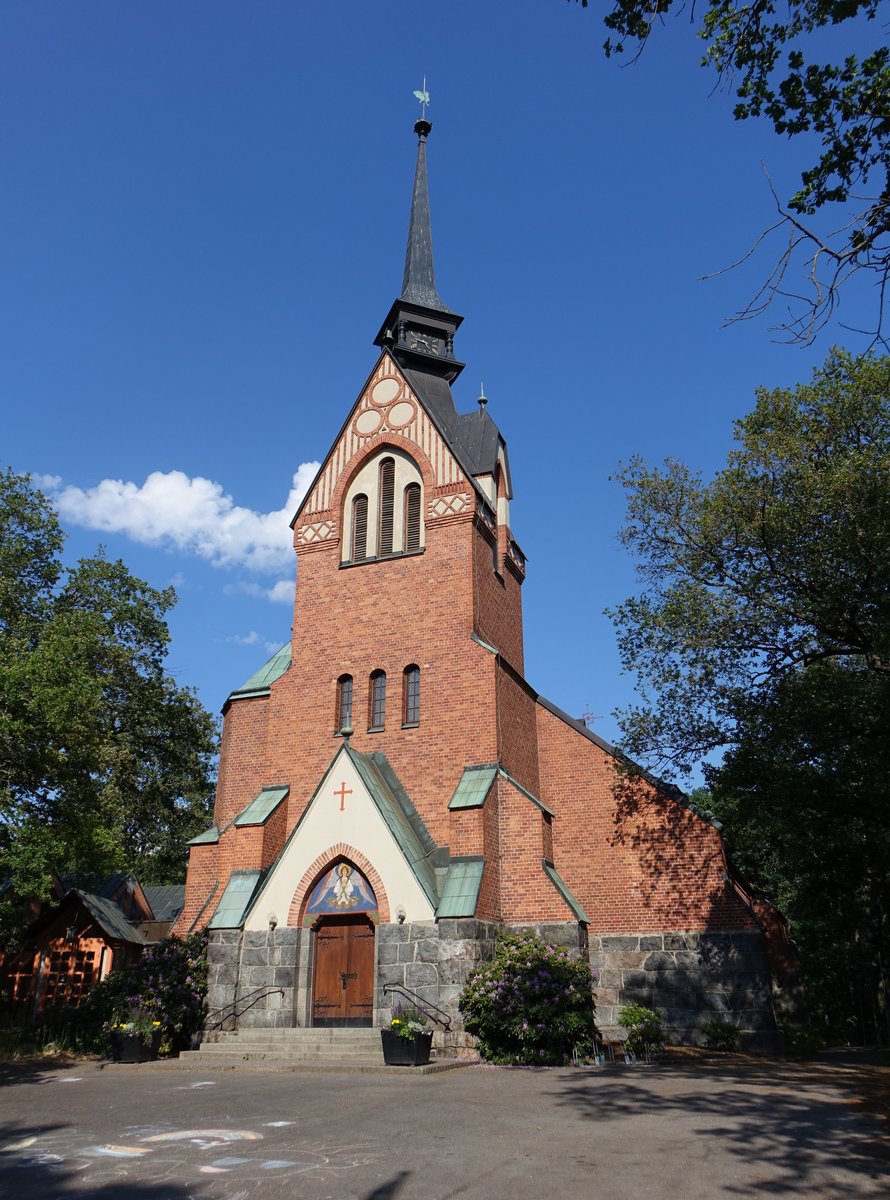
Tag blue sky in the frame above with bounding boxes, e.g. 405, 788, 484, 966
1, 3, 880, 772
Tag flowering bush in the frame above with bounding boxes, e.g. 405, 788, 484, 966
80, 930, 208, 1054
458, 930, 596, 1065
618, 1003, 664, 1056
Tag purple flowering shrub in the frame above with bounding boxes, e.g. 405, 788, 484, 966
80, 930, 208, 1054
458, 930, 596, 1064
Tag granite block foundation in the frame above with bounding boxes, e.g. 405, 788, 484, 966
207, 920, 779, 1054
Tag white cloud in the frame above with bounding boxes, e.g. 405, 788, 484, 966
49, 462, 320, 574
32, 473, 63, 491
224, 579, 296, 605
227, 631, 262, 646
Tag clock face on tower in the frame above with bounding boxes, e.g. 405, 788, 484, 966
407, 329, 441, 356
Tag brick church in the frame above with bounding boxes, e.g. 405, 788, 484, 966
176, 117, 783, 1049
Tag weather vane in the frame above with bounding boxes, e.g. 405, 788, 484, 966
413, 77, 430, 120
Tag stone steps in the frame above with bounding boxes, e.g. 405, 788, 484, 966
169, 1025, 470, 1074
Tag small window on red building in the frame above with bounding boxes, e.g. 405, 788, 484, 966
404, 483, 421, 551
351, 495, 368, 562
403, 664, 420, 725
336, 674, 353, 733
369, 670, 386, 729
378, 459, 395, 556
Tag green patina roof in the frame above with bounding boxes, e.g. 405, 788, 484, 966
187, 824, 220, 846
209, 870, 264, 929
349, 749, 440, 911
447, 765, 554, 817
228, 643, 291, 701
437, 858, 485, 918
498, 768, 555, 818
233, 785, 289, 827
448, 764, 498, 810
542, 861, 590, 924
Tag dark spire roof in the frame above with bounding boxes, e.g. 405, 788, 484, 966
400, 120, 450, 313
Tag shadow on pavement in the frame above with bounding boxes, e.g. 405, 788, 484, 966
0, 1057, 99, 1087
547, 1059, 890, 1195
364, 1170, 411, 1198
1, 1119, 195, 1200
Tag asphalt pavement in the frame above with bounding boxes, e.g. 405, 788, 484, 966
1, 1055, 887, 1199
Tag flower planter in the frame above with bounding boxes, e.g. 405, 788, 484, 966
110, 1030, 162, 1063
380, 1028, 433, 1066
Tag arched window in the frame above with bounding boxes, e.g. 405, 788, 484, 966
336, 674, 353, 733
403, 664, 420, 726
378, 458, 395, 557
341, 449, 424, 565
403, 484, 421, 552
368, 670, 386, 730
351, 495, 368, 562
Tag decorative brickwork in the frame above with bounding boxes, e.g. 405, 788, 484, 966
288, 843, 390, 926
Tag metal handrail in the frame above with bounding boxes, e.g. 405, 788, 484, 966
383, 984, 451, 1030
204, 986, 284, 1032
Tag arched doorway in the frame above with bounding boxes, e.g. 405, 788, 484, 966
311, 915, 375, 1026
305, 860, 379, 1027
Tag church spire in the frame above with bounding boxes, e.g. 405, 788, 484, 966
374, 100, 464, 384
400, 118, 449, 313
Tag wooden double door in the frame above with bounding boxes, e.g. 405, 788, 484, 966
311, 916, 375, 1026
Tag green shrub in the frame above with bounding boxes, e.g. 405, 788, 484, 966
458, 930, 596, 1065
618, 1003, 663, 1056
80, 930, 208, 1054
701, 1018, 740, 1051
779, 1024, 828, 1058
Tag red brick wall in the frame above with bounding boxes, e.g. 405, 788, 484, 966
495, 661, 540, 796
535, 704, 758, 933
476, 785, 501, 922
472, 521, 524, 671
496, 776, 573, 923
259, 511, 501, 850
176, 844, 219, 933
214, 696, 271, 829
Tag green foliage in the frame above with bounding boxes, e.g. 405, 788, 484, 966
701, 1018, 740, 1051
618, 1003, 664, 1055
0, 468, 218, 938
609, 349, 890, 1041
79, 930, 209, 1054
780, 1024, 828, 1058
389, 1002, 431, 1040
458, 930, 597, 1064
570, 1, 890, 341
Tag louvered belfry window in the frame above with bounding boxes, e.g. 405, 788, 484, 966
378, 458, 395, 556
369, 670, 386, 729
351, 494, 368, 562
404, 483, 421, 552
403, 664, 420, 725
337, 674, 353, 732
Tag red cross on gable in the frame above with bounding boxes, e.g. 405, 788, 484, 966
333, 781, 353, 812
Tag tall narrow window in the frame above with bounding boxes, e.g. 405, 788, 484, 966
404, 483, 421, 552
369, 670, 386, 729
378, 458, 395, 556
351, 494, 368, 562
403, 664, 420, 725
336, 675, 353, 733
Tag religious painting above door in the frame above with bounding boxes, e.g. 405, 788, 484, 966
304, 861, 378, 923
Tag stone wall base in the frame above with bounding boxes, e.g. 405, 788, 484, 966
206, 921, 779, 1053
592, 930, 780, 1052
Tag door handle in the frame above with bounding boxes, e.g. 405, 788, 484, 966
339, 971, 357, 990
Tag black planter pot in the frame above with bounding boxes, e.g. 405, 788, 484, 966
380, 1028, 433, 1066
110, 1030, 162, 1064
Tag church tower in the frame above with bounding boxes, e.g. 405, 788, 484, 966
177, 117, 783, 1052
